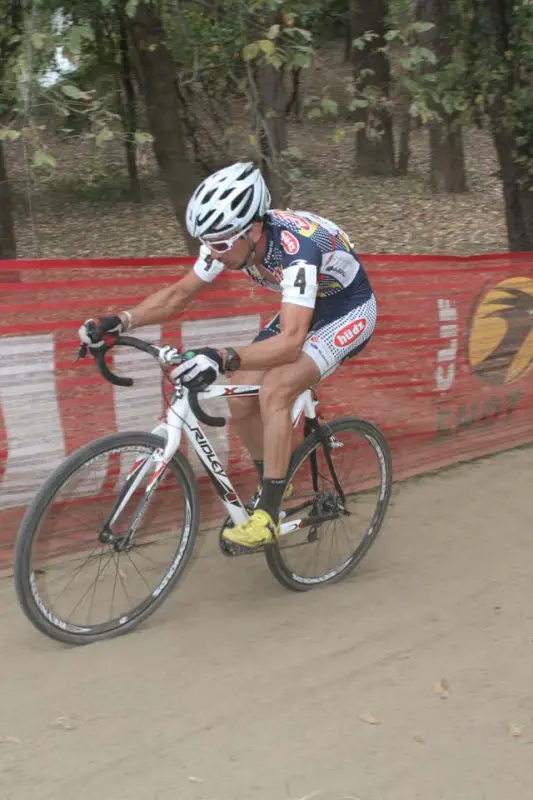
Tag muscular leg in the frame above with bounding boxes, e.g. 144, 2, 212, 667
226, 369, 265, 461
223, 297, 377, 547
259, 353, 321, 479
223, 353, 321, 546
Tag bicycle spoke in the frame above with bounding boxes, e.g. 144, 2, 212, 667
66, 551, 114, 620
87, 549, 108, 624
127, 546, 163, 569
110, 554, 120, 622
110, 550, 134, 609
49, 545, 104, 606
123, 550, 154, 594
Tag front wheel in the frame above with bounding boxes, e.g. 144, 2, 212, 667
265, 417, 392, 591
13, 431, 199, 645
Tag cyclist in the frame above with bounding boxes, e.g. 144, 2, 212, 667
79, 161, 377, 550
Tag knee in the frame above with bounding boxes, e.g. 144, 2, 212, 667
259, 370, 297, 413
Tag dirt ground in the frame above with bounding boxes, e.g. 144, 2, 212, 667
1, 446, 533, 800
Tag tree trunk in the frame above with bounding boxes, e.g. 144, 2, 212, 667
492, 128, 533, 251
256, 58, 290, 207
429, 123, 466, 192
91, 13, 106, 65
117, 3, 141, 202
470, 0, 533, 250
417, 0, 467, 193
285, 68, 302, 122
349, 0, 395, 177
344, 19, 352, 61
0, 2, 22, 260
128, 1, 198, 252
395, 90, 411, 175
0, 140, 16, 260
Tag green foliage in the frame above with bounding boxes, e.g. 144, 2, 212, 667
458, 0, 533, 184
164, 0, 245, 78
0, 0, 24, 113
1, 0, 533, 196
33, 148, 57, 169
61, 82, 90, 100
0, 0, 153, 184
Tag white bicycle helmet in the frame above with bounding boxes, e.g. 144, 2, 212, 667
186, 161, 271, 241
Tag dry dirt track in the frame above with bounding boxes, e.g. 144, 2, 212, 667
1, 447, 533, 800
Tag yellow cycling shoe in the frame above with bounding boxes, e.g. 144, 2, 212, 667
222, 509, 279, 549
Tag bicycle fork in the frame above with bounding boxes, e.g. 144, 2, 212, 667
98, 449, 170, 551
99, 415, 186, 550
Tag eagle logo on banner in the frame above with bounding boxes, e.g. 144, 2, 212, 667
468, 277, 533, 385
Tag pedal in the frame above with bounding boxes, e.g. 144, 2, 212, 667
221, 539, 264, 557
218, 516, 265, 557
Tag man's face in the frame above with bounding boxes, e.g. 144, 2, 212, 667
204, 222, 263, 270
215, 235, 252, 269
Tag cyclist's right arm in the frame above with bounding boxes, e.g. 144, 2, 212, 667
122, 268, 207, 329
79, 248, 225, 346
122, 246, 224, 329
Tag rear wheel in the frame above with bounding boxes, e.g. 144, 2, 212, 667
265, 417, 392, 591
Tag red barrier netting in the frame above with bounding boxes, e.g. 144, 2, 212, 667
2, 252, 533, 569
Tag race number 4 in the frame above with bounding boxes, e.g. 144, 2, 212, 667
281, 261, 318, 308
294, 267, 307, 295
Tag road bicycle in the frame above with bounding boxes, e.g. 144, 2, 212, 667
13, 334, 392, 645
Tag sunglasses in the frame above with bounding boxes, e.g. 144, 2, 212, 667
200, 226, 252, 254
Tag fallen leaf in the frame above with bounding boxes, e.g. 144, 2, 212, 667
50, 717, 77, 731
294, 793, 322, 800
508, 723, 523, 738
0, 753, 16, 776
433, 678, 450, 699
0, 737, 20, 745
358, 713, 380, 725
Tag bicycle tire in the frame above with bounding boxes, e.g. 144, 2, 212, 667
13, 431, 199, 645
265, 417, 392, 592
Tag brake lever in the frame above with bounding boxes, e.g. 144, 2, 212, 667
75, 343, 89, 362
158, 345, 185, 367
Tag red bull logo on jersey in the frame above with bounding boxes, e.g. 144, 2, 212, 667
297, 220, 318, 237
273, 210, 318, 237
280, 230, 300, 255
334, 318, 367, 347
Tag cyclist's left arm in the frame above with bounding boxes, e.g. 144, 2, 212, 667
230, 300, 313, 371
227, 241, 320, 370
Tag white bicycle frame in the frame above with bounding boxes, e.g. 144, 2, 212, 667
108, 382, 319, 538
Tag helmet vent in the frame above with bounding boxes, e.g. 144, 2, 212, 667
238, 164, 256, 180
232, 186, 253, 215
201, 188, 216, 204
